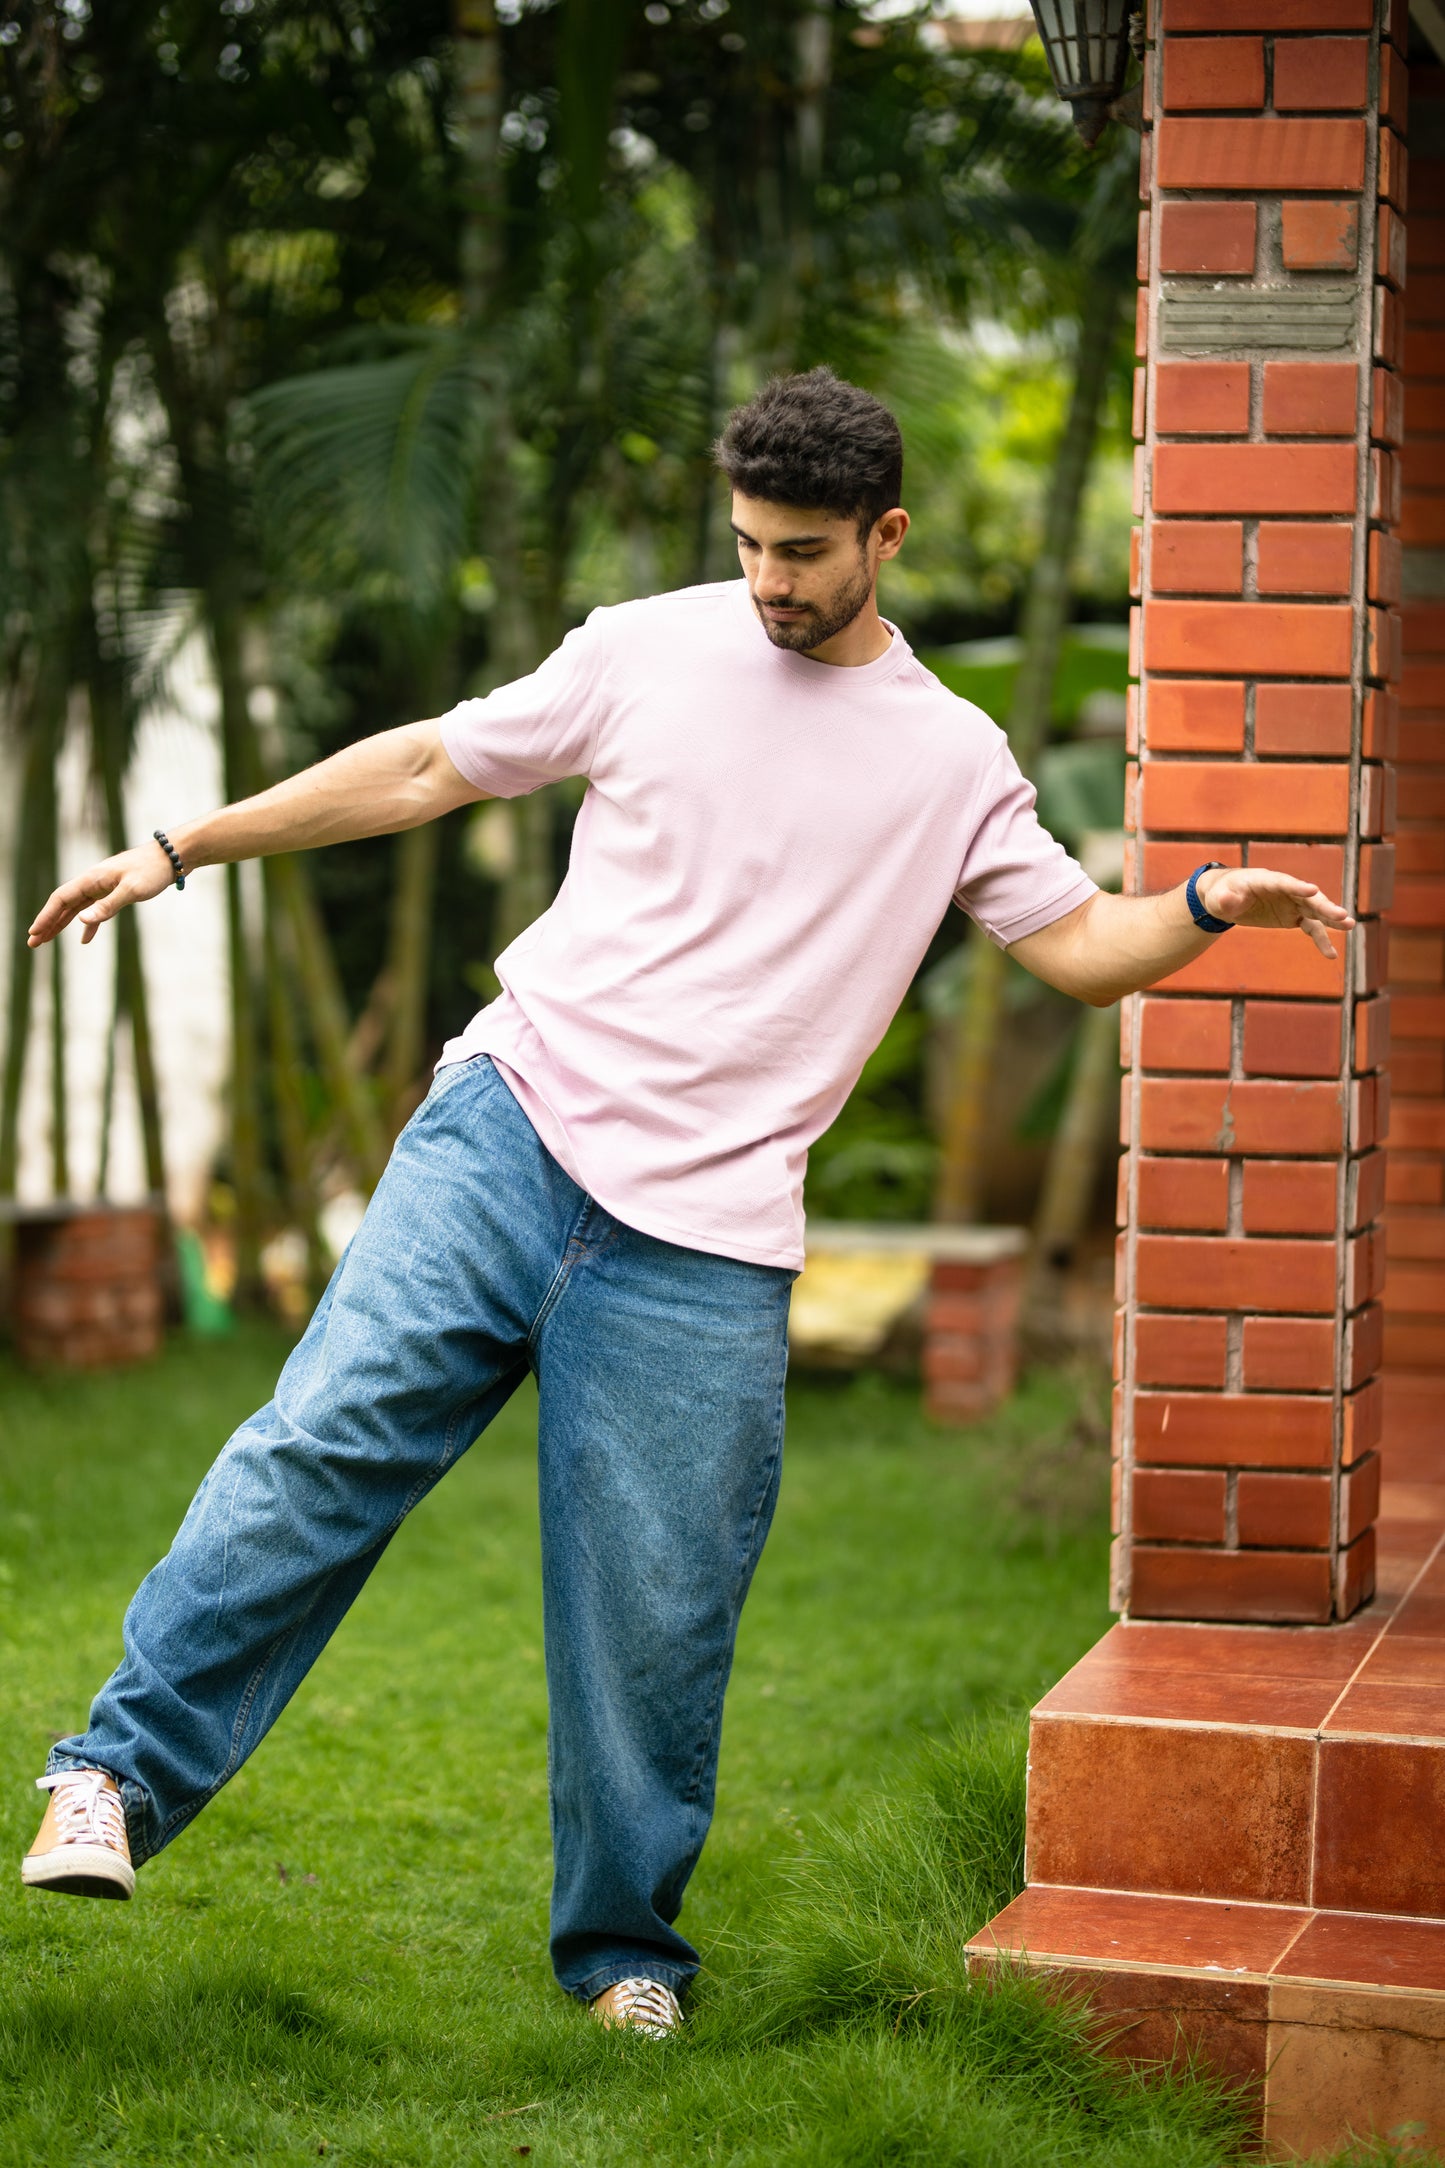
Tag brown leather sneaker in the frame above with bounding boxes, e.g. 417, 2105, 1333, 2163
590, 1977, 683, 2038
22, 1769, 135, 1900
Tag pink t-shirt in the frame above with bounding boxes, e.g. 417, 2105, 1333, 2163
438, 580, 1095, 1270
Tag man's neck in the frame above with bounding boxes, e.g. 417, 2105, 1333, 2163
800, 598, 893, 668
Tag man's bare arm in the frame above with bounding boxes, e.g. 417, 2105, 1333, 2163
28, 720, 487, 949
1008, 866, 1355, 1006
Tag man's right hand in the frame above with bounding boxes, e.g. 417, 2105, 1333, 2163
28, 840, 179, 950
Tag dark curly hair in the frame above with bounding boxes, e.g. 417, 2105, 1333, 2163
713, 368, 904, 536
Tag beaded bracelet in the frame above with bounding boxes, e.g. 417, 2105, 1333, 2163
153, 830, 186, 891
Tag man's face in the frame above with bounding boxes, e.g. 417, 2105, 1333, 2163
730, 493, 882, 653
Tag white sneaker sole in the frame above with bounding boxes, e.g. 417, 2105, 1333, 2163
21, 1844, 135, 1900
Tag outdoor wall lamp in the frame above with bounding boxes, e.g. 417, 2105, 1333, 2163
1024, 0, 1141, 148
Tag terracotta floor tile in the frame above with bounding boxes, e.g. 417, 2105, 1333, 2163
1323, 1681, 1445, 1740
1088, 1619, 1373, 1680
1379, 1481, 1445, 1525
1265, 1986, 1445, 2159
1029, 1715, 1314, 1905
1353, 1634, 1445, 1686
1388, 1591, 1445, 1642
1314, 1737, 1445, 1915
970, 1884, 1308, 1975
1037, 1663, 1338, 1730
1278, 1910, 1445, 1993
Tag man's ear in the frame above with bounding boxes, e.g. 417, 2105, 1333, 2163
875, 507, 910, 561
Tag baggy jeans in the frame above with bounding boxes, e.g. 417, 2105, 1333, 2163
48, 1056, 793, 2002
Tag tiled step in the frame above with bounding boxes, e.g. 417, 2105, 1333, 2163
967, 1885, 1445, 2156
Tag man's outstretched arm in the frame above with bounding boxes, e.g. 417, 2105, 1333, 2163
27, 720, 486, 950
1009, 866, 1355, 1006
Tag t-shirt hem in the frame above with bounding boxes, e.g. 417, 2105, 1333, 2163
444, 1045, 804, 1273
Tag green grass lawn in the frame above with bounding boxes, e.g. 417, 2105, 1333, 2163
0, 1332, 1371, 2165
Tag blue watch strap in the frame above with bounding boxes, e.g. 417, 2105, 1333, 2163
1186, 862, 1231, 935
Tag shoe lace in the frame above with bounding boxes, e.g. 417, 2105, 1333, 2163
605, 1978, 683, 2037
37, 1769, 127, 1853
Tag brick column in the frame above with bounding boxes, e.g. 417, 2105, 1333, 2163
1385, 63, 1445, 1374
1113, 0, 1404, 1624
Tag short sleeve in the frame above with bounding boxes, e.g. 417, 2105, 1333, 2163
439, 614, 606, 798
955, 738, 1099, 948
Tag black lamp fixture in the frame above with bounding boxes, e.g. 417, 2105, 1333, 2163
1025, 0, 1137, 148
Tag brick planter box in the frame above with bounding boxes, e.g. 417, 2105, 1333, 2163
9, 1204, 165, 1369
792, 1223, 1027, 1419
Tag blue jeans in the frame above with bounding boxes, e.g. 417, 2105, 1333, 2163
50, 1057, 792, 2001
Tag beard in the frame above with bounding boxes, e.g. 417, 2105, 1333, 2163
753, 553, 874, 652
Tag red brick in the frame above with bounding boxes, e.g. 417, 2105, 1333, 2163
1379, 43, 1409, 134
1376, 283, 1405, 369
1335, 1525, 1376, 1618
1252, 844, 1346, 893
1364, 699, 1402, 776
1131, 372, 1146, 447
1145, 680, 1245, 753
1394, 877, 1445, 929
1242, 1000, 1342, 1077
1154, 444, 1356, 515
1134, 1313, 1230, 1387
1347, 1148, 1387, 1230
1390, 1046, 1444, 1092
1366, 604, 1403, 684
1391, 994, 1445, 1039
1241, 1157, 1339, 1232
1389, 1259, 1445, 1312
1356, 843, 1394, 916
1162, 0, 1370, 22
1140, 1078, 1345, 1156
1142, 602, 1353, 679
1141, 841, 1243, 893
1136, 1233, 1335, 1311
1135, 1390, 1333, 1466
1129, 526, 1142, 598
1368, 530, 1402, 608
1350, 1072, 1390, 1150
1403, 498, 1445, 547
1153, 361, 1251, 436
1272, 38, 1368, 112
1130, 1545, 1333, 1625
1346, 1225, 1386, 1307
1341, 1451, 1380, 1546
1150, 521, 1244, 594
1135, 285, 1149, 360
1408, 212, 1445, 271
1378, 126, 1407, 212
1157, 927, 1345, 998
1157, 200, 1257, 275
1371, 449, 1402, 525
1139, 996, 1232, 1072
1162, 36, 1264, 109
1136, 212, 1151, 285
1372, 366, 1405, 448
1137, 1155, 1230, 1230
1377, 203, 1408, 291
1344, 1303, 1383, 1391
1360, 997, 1386, 1075
1133, 1467, 1228, 1542
1253, 684, 1353, 758
1343, 1375, 1382, 1462
1139, 758, 1350, 835
1255, 523, 1353, 596
1261, 362, 1358, 437
1242, 1314, 1335, 1391
1236, 1471, 1333, 1548
1280, 198, 1359, 269
1385, 1162, 1441, 1208
1155, 117, 1365, 194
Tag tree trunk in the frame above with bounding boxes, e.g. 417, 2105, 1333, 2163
1033, 998, 1121, 1265
266, 851, 389, 1190
380, 820, 440, 1126
934, 274, 1127, 1225
205, 584, 269, 1307
0, 676, 64, 1198
89, 634, 167, 1198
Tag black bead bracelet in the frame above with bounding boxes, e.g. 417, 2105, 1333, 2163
153, 830, 186, 891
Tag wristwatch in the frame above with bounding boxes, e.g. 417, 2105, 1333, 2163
1186, 862, 1231, 935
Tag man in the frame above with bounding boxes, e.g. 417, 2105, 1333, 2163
21, 368, 1351, 2037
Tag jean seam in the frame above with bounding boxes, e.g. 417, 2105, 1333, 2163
526, 1197, 599, 1354
681, 1316, 788, 1812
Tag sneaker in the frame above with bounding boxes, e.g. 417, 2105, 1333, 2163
21, 1769, 135, 1900
590, 1977, 683, 2038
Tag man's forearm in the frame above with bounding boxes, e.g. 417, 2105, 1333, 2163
171, 721, 484, 872
1009, 865, 1353, 1006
